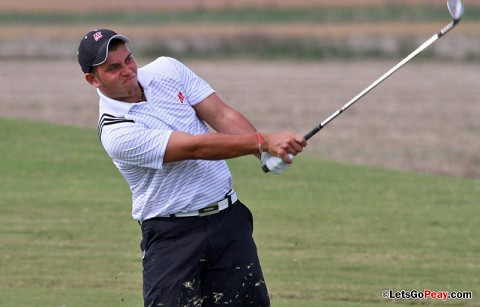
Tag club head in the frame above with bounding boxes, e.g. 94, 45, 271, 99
447, 0, 464, 22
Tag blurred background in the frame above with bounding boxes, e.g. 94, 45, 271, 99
2, 0, 479, 60
1, 0, 479, 177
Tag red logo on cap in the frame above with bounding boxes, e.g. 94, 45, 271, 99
93, 31, 103, 41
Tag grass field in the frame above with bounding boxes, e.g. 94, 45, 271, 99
1, 118, 479, 306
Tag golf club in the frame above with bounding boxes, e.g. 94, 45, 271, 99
263, 0, 464, 173
303, 0, 464, 141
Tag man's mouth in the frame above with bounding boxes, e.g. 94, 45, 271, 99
123, 75, 136, 83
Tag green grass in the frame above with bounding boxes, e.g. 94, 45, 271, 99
140, 35, 435, 61
1, 117, 479, 306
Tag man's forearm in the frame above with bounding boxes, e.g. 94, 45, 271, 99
164, 131, 260, 163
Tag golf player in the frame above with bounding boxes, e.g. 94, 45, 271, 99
78, 29, 306, 306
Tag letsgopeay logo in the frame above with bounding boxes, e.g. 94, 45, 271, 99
382, 289, 473, 301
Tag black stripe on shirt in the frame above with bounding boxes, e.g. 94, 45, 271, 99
98, 113, 135, 137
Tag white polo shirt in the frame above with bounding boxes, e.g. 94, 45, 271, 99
97, 57, 232, 221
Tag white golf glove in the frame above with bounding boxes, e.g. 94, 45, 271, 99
261, 152, 294, 174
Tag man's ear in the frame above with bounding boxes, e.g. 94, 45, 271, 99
85, 73, 100, 88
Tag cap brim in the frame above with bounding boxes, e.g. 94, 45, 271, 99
91, 34, 130, 67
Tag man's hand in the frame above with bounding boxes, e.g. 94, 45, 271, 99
262, 132, 306, 161
260, 132, 306, 173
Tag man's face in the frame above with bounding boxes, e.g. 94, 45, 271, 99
85, 43, 139, 102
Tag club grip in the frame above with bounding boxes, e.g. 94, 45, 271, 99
304, 125, 323, 141
262, 164, 270, 173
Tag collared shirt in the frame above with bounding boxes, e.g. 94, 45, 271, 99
98, 57, 232, 221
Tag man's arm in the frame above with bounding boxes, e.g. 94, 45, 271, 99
163, 131, 261, 163
195, 93, 306, 159
163, 93, 306, 164
194, 93, 257, 135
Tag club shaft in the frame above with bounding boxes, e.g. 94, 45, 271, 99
264, 0, 464, 173
304, 20, 457, 141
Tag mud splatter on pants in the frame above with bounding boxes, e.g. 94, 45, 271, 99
140, 201, 270, 306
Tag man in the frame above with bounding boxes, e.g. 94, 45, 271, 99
78, 29, 306, 306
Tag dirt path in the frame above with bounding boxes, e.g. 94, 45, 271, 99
1, 59, 479, 178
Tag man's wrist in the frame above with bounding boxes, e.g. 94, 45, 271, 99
255, 131, 264, 155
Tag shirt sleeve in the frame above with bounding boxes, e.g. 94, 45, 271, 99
166, 57, 215, 106
100, 121, 172, 170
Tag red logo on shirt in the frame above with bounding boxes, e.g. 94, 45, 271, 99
178, 91, 185, 103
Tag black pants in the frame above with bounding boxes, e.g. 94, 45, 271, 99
140, 201, 270, 307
